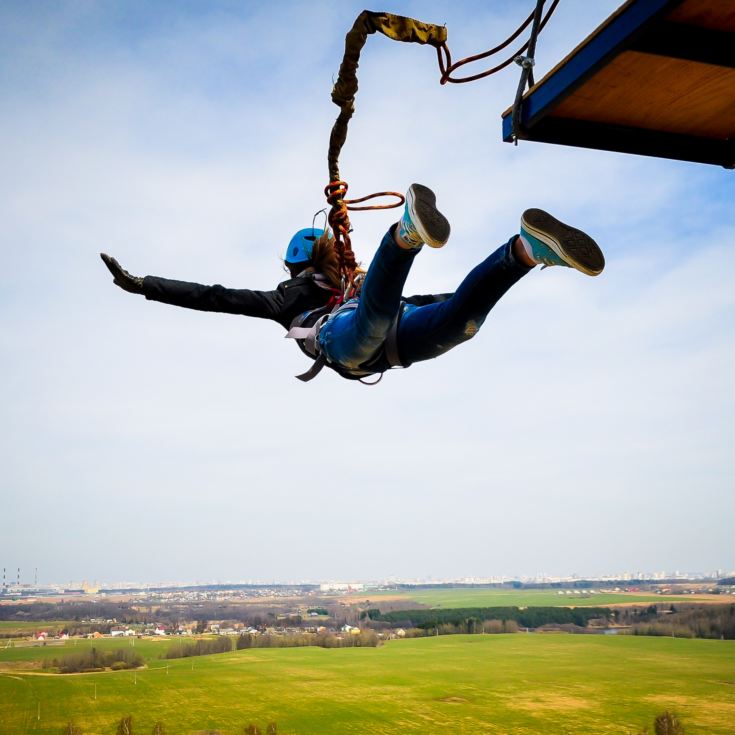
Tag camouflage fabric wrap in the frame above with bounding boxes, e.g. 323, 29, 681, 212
328, 11, 448, 182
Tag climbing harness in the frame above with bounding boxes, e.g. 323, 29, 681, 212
286, 299, 407, 384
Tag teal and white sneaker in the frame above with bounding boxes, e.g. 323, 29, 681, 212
397, 184, 451, 249
520, 209, 605, 276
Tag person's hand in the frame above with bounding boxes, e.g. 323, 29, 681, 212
100, 253, 144, 294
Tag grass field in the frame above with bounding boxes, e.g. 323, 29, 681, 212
360, 588, 724, 609
0, 621, 77, 636
1, 634, 733, 735
0, 636, 177, 666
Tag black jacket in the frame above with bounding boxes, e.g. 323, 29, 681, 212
142, 274, 451, 330
142, 274, 333, 329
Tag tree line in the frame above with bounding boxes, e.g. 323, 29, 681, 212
619, 603, 735, 640
163, 630, 380, 659
236, 630, 379, 649
163, 637, 233, 659
0, 600, 350, 631
43, 647, 144, 674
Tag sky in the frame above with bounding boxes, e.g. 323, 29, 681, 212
1, 0, 733, 586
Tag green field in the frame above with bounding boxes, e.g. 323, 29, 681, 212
365, 587, 721, 608
1, 634, 734, 734
0, 636, 176, 666
0, 621, 76, 636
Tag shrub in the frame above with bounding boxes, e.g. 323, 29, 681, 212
654, 711, 684, 735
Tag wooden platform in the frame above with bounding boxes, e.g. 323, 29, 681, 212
501, 0, 735, 167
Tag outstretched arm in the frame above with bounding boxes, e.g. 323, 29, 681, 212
141, 275, 282, 319
100, 253, 283, 320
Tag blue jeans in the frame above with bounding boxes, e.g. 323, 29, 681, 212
317, 227, 532, 373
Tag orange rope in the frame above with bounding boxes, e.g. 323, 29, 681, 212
325, 180, 404, 295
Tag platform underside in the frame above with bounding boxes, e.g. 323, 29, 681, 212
501, 0, 735, 167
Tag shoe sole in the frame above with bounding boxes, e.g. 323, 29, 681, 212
521, 209, 605, 276
406, 184, 450, 248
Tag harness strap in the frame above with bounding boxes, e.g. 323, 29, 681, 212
382, 300, 405, 368
286, 327, 314, 340
295, 354, 328, 382
293, 270, 342, 297
310, 273, 339, 292
286, 313, 330, 358
287, 300, 406, 382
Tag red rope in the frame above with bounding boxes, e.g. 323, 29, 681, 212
437, 0, 560, 84
325, 180, 404, 294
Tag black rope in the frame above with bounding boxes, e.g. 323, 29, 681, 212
511, 0, 560, 143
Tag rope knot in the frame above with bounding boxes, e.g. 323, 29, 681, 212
324, 181, 405, 293
325, 180, 357, 292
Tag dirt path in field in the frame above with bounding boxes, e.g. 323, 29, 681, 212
600, 595, 731, 607
0, 664, 161, 677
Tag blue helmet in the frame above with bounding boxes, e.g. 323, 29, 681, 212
285, 228, 325, 265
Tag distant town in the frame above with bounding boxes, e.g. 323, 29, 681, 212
1, 565, 734, 647
2, 566, 734, 599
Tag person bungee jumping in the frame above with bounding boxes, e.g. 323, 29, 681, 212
101, 184, 605, 383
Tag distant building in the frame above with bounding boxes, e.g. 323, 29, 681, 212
320, 582, 365, 592
111, 628, 135, 637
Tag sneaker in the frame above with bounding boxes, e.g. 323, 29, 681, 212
520, 209, 605, 276
398, 184, 451, 249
